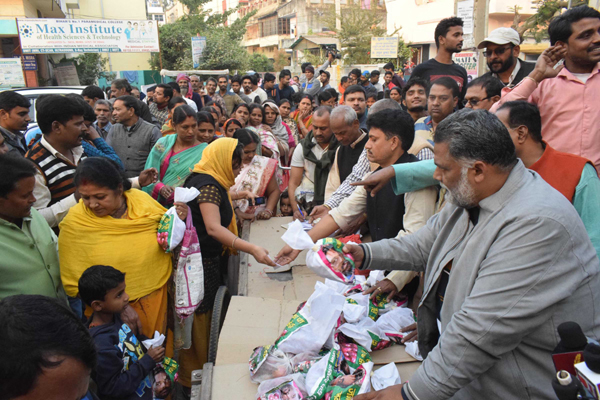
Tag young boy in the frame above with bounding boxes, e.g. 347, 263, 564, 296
366, 93, 377, 109
79, 265, 165, 400
278, 190, 293, 217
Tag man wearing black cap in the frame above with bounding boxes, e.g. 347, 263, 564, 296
478, 27, 536, 88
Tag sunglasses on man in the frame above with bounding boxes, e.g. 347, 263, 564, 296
462, 96, 492, 107
483, 44, 514, 58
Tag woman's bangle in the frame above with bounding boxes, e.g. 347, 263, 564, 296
263, 209, 273, 216
232, 237, 238, 249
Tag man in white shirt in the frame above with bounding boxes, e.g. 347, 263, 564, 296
167, 82, 198, 111
288, 106, 339, 220
242, 74, 267, 103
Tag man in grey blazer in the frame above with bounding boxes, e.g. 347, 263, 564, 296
349, 109, 600, 400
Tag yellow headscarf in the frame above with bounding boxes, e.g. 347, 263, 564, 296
192, 137, 239, 239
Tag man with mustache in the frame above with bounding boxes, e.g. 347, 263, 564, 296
411, 17, 469, 105
478, 27, 536, 88
491, 5, 600, 173
275, 108, 436, 268
288, 106, 339, 219
0, 156, 66, 301
25, 95, 87, 228
107, 96, 161, 178
349, 109, 600, 400
0, 91, 31, 157
401, 78, 429, 122
414, 77, 458, 144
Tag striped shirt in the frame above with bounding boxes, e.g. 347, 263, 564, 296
26, 136, 85, 227
414, 116, 434, 145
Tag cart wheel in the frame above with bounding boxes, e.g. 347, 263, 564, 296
208, 286, 231, 364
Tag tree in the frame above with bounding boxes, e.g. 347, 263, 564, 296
321, 3, 414, 65
510, 0, 588, 42
150, 0, 254, 71
58, 53, 109, 85
248, 53, 274, 72
272, 49, 290, 71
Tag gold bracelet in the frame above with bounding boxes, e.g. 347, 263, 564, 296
232, 237, 238, 249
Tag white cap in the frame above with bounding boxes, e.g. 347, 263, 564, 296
477, 27, 521, 49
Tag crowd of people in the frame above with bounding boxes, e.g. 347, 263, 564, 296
2, 5, 600, 400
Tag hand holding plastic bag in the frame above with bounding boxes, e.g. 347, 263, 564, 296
157, 187, 200, 252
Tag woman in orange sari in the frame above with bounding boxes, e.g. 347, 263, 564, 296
290, 94, 314, 140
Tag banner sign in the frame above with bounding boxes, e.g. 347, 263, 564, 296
457, 0, 474, 35
191, 36, 206, 69
370, 37, 399, 59
453, 52, 478, 82
54, 63, 81, 86
0, 58, 26, 88
16, 18, 160, 54
22, 55, 38, 70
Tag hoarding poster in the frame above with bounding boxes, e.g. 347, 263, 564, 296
370, 37, 399, 59
17, 18, 160, 54
0, 58, 26, 88
453, 51, 478, 82
192, 36, 207, 69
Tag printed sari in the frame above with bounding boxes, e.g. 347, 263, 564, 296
247, 126, 287, 191
291, 109, 313, 132
143, 134, 207, 206
231, 155, 278, 214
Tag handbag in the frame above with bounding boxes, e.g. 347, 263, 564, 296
174, 207, 204, 319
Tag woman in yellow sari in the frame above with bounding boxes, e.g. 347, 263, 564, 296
59, 157, 188, 339
178, 138, 275, 390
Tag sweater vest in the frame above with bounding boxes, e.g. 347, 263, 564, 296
367, 152, 419, 241
26, 142, 85, 206
530, 144, 590, 202
337, 134, 369, 183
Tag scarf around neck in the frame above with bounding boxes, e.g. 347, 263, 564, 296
301, 131, 339, 204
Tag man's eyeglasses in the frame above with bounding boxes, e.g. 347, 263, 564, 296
462, 96, 491, 107
483, 45, 513, 58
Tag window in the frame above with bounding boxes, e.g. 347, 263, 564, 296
278, 18, 290, 35
154, 14, 164, 21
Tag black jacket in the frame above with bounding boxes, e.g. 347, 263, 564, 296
481, 59, 536, 88
89, 315, 155, 400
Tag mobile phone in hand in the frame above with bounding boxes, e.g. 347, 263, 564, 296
252, 196, 266, 205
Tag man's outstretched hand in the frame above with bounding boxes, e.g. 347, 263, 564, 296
363, 279, 398, 301
308, 205, 329, 223
342, 243, 365, 270
274, 245, 302, 266
355, 384, 405, 400
138, 168, 158, 187
351, 166, 396, 197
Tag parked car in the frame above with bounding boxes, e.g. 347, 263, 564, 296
11, 86, 88, 136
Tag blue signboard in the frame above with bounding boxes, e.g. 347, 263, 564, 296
22, 55, 37, 71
